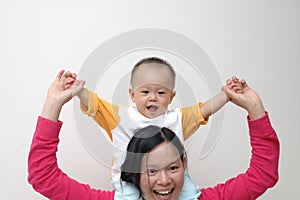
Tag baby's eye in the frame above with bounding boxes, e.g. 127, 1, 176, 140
141, 91, 149, 94
158, 91, 166, 95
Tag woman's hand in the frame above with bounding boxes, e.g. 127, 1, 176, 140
41, 70, 85, 121
224, 79, 265, 120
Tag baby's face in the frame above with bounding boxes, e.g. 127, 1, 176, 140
130, 64, 176, 118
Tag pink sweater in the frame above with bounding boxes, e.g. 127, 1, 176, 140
28, 113, 279, 200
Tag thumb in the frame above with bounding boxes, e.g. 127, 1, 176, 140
223, 86, 238, 102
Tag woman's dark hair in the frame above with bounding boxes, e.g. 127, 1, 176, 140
120, 125, 186, 197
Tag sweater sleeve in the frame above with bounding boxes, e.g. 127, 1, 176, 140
181, 102, 209, 140
27, 116, 115, 200
80, 90, 120, 141
199, 113, 279, 200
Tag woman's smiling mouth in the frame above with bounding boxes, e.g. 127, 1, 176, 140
153, 189, 174, 200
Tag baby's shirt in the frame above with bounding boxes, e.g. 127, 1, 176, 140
80, 90, 208, 189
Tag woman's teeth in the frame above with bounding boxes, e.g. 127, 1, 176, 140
154, 190, 172, 195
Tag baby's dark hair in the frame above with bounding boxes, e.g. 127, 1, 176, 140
130, 57, 176, 88
120, 125, 185, 197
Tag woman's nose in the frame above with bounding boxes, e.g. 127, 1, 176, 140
157, 171, 171, 185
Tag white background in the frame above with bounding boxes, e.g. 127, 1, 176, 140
1, 0, 300, 199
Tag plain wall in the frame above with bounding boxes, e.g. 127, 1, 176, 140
1, 0, 299, 199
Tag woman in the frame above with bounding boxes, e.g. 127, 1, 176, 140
28, 70, 279, 199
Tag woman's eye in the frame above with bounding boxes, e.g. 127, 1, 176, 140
148, 169, 157, 175
169, 166, 178, 172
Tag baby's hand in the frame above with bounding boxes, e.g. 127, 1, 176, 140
62, 70, 77, 90
226, 76, 243, 94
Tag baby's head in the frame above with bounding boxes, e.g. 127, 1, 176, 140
129, 57, 177, 118
130, 57, 176, 91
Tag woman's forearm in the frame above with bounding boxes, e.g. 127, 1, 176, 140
41, 97, 63, 122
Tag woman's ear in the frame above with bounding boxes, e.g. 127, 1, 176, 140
182, 155, 187, 170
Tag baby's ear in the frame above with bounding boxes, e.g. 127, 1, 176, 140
129, 88, 135, 102
170, 91, 176, 102
172, 91, 176, 97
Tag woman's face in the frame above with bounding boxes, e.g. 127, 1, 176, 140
139, 141, 186, 200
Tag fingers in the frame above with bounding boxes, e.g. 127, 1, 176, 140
72, 80, 86, 96
239, 79, 249, 91
56, 69, 76, 80
226, 79, 232, 85
226, 76, 243, 93
223, 85, 237, 101
56, 69, 65, 80
62, 71, 77, 80
58, 70, 77, 89
232, 76, 239, 83
241, 79, 248, 87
